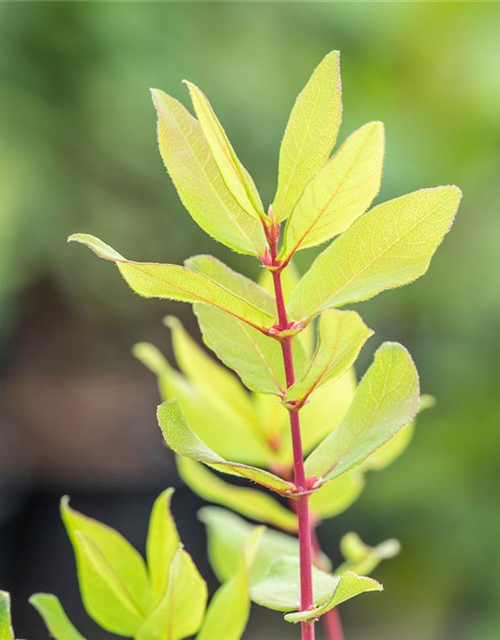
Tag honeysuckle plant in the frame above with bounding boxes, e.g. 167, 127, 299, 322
1, 51, 461, 640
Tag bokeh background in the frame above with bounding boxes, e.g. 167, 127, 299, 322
0, 2, 499, 639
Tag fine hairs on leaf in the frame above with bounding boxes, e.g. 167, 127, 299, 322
57, 49, 462, 640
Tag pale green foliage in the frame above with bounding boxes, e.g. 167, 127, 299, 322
289, 186, 462, 321
280, 121, 384, 259
305, 342, 420, 483
196, 528, 263, 640
151, 89, 266, 256
0, 592, 14, 640
283, 571, 382, 623
184, 81, 264, 220
68, 234, 275, 331
309, 470, 365, 520
60, 491, 207, 640
337, 532, 401, 576
61, 497, 151, 635
30, 595, 86, 640
285, 310, 373, 404
157, 399, 295, 495
273, 51, 342, 222
177, 457, 298, 532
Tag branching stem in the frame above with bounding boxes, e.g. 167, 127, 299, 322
268, 227, 315, 640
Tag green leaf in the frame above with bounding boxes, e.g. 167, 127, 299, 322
61, 497, 150, 634
361, 393, 435, 472
146, 489, 180, 606
273, 51, 342, 222
183, 81, 264, 219
199, 507, 330, 586
250, 556, 339, 611
137, 548, 207, 640
305, 342, 419, 483
30, 594, 87, 640
196, 528, 263, 640
337, 533, 401, 576
284, 571, 382, 623
0, 592, 14, 640
68, 234, 275, 332
309, 470, 365, 520
135, 342, 271, 465
157, 400, 295, 496
280, 121, 384, 259
186, 254, 308, 396
151, 89, 266, 255
165, 315, 263, 435
286, 310, 373, 405
177, 457, 297, 532
288, 186, 462, 321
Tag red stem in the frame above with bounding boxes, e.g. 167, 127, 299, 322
270, 240, 315, 640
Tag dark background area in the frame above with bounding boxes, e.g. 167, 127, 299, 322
0, 3, 499, 639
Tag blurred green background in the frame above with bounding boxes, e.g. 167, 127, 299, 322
0, 2, 499, 639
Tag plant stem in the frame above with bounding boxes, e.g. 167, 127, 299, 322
270, 250, 315, 640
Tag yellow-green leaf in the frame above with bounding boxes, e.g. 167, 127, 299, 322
184, 81, 264, 219
288, 186, 462, 321
273, 51, 342, 222
281, 121, 384, 259
157, 400, 295, 496
0, 592, 14, 640
146, 489, 180, 606
177, 457, 297, 532
69, 234, 275, 332
61, 498, 150, 634
284, 571, 382, 623
137, 548, 207, 640
196, 528, 263, 640
30, 594, 87, 640
286, 310, 373, 405
305, 343, 419, 483
134, 342, 271, 465
337, 533, 400, 576
151, 89, 266, 255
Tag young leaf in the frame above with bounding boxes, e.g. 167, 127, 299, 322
68, 234, 275, 332
285, 310, 373, 405
165, 316, 261, 432
61, 498, 150, 634
137, 548, 207, 640
0, 592, 14, 640
30, 594, 87, 640
273, 51, 342, 222
309, 470, 365, 520
250, 556, 339, 611
151, 89, 266, 255
288, 186, 462, 321
305, 342, 419, 483
337, 533, 401, 576
184, 81, 264, 219
196, 528, 263, 640
157, 400, 295, 496
280, 121, 384, 259
284, 571, 382, 623
199, 507, 330, 586
177, 457, 297, 532
134, 342, 271, 465
146, 489, 180, 605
